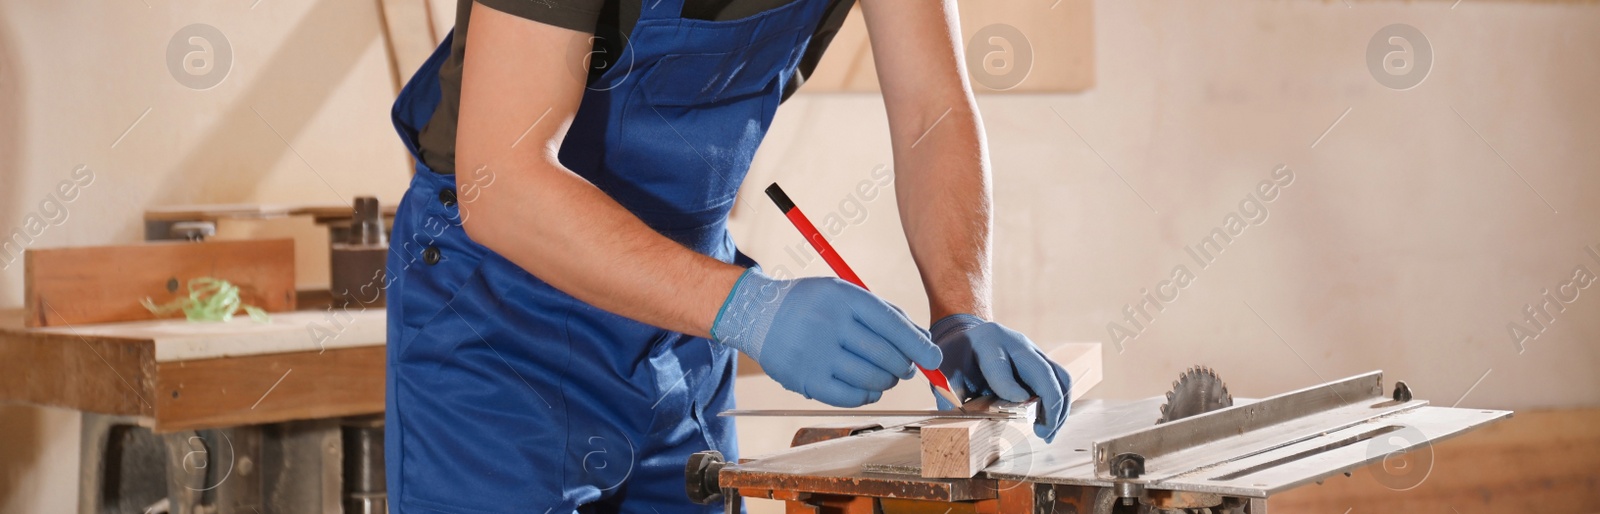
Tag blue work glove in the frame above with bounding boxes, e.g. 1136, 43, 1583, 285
712, 269, 942, 408
931, 314, 1071, 442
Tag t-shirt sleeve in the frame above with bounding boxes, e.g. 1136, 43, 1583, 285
473, 0, 604, 33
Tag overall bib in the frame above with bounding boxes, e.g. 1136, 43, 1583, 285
386, 0, 830, 512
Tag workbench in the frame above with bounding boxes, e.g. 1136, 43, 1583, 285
0, 308, 386, 432
0, 307, 387, 514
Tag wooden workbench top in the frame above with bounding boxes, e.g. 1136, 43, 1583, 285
10, 308, 386, 362
0, 308, 386, 432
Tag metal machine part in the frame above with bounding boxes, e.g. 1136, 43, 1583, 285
347, 197, 387, 246
80, 415, 374, 514
1109, 366, 1235, 507
166, 221, 217, 242
1158, 366, 1233, 424
330, 196, 389, 309
341, 418, 387, 514
685, 450, 727, 505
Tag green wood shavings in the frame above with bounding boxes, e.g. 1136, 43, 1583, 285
141, 277, 270, 323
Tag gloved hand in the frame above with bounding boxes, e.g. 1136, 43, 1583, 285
712, 269, 942, 408
931, 314, 1071, 442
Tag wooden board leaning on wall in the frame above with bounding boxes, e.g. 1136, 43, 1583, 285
23, 239, 297, 328
803, 0, 1094, 93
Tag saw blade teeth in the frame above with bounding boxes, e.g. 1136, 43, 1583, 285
1157, 365, 1233, 424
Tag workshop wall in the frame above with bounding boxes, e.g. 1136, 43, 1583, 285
729, 0, 1600, 474
0, 0, 411, 305
2, 0, 1598, 513
0, 0, 410, 511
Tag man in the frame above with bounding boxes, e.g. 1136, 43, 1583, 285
385, 0, 1073, 512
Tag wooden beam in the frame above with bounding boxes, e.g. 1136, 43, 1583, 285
920, 417, 1015, 478
1049, 342, 1102, 404
919, 343, 1099, 478
23, 240, 296, 328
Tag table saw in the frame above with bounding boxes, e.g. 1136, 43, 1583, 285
687, 369, 1510, 514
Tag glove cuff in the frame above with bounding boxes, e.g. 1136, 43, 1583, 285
930, 313, 987, 344
710, 268, 790, 360
710, 268, 755, 340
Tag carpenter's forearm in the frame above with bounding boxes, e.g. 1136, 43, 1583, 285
891, 103, 994, 322
458, 157, 743, 339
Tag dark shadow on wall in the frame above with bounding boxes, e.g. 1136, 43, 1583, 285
149, 0, 388, 207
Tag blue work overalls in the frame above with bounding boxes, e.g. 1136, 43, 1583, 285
385, 0, 830, 512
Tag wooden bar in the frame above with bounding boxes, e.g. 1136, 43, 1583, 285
921, 418, 1009, 478
919, 342, 1099, 478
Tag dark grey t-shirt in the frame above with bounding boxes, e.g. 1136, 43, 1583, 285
415, 0, 854, 174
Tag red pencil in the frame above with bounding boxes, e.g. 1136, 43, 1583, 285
764, 183, 965, 410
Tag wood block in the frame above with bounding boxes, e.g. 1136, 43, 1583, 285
1047, 342, 1102, 404
921, 417, 1021, 478
919, 343, 1100, 478
802, 0, 1095, 93
23, 239, 297, 328
214, 215, 331, 292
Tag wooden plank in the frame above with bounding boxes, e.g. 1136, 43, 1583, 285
153, 345, 385, 432
214, 215, 332, 292
23, 239, 297, 328
1269, 408, 1600, 514
802, 0, 1095, 94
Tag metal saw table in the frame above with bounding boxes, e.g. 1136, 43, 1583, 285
687, 371, 1510, 514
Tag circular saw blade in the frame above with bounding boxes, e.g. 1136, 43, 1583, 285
1158, 366, 1233, 424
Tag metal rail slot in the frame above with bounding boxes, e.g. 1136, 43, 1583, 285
1208, 424, 1403, 481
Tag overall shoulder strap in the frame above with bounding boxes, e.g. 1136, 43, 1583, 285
638, 0, 687, 21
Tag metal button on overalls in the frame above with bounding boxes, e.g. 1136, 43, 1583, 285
384, 1, 831, 512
